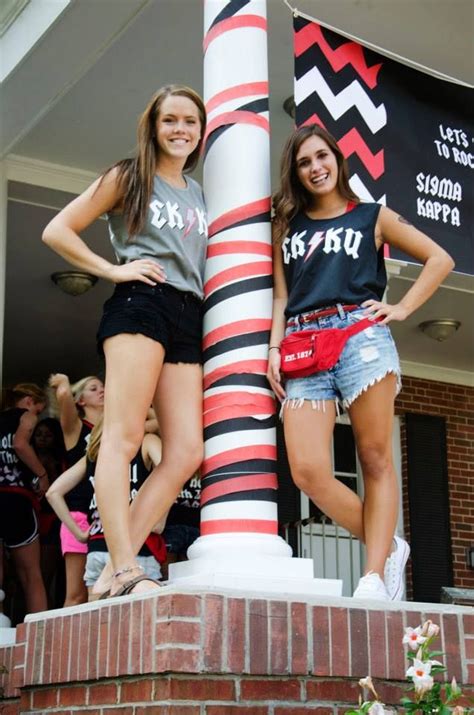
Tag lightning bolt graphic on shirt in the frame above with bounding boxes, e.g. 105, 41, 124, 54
304, 230, 325, 262
183, 208, 197, 238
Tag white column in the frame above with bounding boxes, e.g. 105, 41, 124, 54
169, 1, 341, 596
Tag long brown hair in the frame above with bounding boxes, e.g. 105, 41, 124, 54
1, 383, 47, 409
272, 124, 360, 244
104, 84, 206, 237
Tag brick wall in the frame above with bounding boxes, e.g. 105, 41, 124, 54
395, 376, 474, 590
1, 592, 473, 714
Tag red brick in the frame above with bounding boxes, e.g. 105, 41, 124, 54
156, 620, 201, 647
118, 602, 132, 674
155, 647, 201, 673
349, 608, 368, 677
465, 637, 474, 660
376, 682, 406, 705
207, 708, 268, 715
31, 687, 58, 709
19, 691, 31, 712
157, 593, 172, 620
241, 678, 301, 700
68, 614, 81, 682
269, 601, 289, 675
88, 682, 118, 705
129, 599, 144, 675
169, 677, 235, 700
59, 615, 72, 683
152, 676, 171, 700
102, 709, 133, 715
368, 610, 387, 679
313, 607, 330, 677
49, 618, 61, 684
464, 614, 474, 635
77, 610, 90, 681
142, 598, 155, 673
0, 702, 21, 715
275, 709, 334, 715
226, 598, 246, 673
136, 708, 200, 715
249, 599, 268, 675
15, 623, 27, 644
88, 607, 99, 681
307, 679, 360, 703
291, 602, 308, 674
58, 684, 88, 706
170, 594, 201, 618
385, 611, 405, 680
203, 594, 224, 672
120, 678, 153, 702
330, 608, 349, 676
443, 613, 462, 683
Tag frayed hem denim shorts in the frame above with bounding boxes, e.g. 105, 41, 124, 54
96, 281, 203, 365
282, 305, 401, 413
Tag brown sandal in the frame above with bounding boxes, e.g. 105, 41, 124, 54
112, 574, 162, 597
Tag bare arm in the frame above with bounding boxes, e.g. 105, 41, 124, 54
48, 373, 81, 449
13, 412, 49, 493
46, 457, 90, 543
42, 169, 166, 286
366, 207, 455, 323
266, 237, 289, 401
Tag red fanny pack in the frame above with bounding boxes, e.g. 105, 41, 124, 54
280, 317, 377, 378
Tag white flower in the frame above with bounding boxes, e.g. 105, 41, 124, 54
403, 626, 427, 650
406, 658, 434, 694
451, 676, 461, 696
359, 675, 379, 700
368, 703, 386, 715
421, 620, 440, 639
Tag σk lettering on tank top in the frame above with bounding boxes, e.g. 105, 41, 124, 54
283, 202, 386, 317
0, 408, 32, 489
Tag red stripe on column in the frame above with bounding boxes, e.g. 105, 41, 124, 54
204, 403, 275, 428
295, 22, 382, 89
203, 445, 276, 475
204, 15, 267, 53
204, 111, 269, 145
200, 519, 278, 535
204, 392, 274, 414
207, 241, 272, 258
206, 82, 269, 113
204, 359, 268, 390
203, 318, 271, 350
208, 197, 271, 238
205, 261, 271, 296
201, 473, 277, 506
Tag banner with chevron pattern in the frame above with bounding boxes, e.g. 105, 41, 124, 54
294, 16, 473, 275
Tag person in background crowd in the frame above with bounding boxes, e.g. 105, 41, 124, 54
32, 417, 66, 608
0, 384, 48, 615
48, 373, 104, 606
43, 84, 207, 596
267, 124, 454, 601
46, 417, 166, 599
162, 471, 200, 579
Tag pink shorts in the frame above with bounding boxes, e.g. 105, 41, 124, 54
59, 511, 89, 555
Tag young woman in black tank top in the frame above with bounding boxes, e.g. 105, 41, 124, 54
268, 125, 454, 602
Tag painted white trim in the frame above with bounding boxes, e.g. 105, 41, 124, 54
400, 360, 474, 387
0, 0, 70, 82
5, 154, 96, 195
0, 162, 7, 384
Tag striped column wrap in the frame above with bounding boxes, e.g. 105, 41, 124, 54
194, 0, 283, 550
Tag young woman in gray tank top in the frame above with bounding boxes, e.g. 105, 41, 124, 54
43, 85, 207, 597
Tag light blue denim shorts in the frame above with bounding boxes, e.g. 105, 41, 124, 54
84, 551, 162, 587
283, 306, 401, 412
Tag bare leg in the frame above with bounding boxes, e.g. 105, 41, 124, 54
348, 374, 399, 578
10, 538, 48, 614
94, 334, 165, 595
63, 553, 88, 606
92, 362, 203, 595
283, 401, 365, 540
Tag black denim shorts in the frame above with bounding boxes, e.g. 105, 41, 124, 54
97, 281, 203, 364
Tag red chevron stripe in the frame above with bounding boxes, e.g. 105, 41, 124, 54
295, 22, 382, 89
204, 15, 267, 53
208, 197, 271, 238
204, 110, 269, 146
204, 403, 275, 428
200, 519, 278, 535
206, 82, 269, 114
302, 113, 326, 128
204, 261, 272, 297
207, 241, 272, 258
204, 359, 268, 391
203, 318, 271, 350
200, 473, 278, 506
338, 128, 384, 179
204, 391, 274, 414
203, 445, 276, 476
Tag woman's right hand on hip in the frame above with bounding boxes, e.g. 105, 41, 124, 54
108, 259, 166, 286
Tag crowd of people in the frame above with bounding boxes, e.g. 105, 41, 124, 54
1, 83, 453, 619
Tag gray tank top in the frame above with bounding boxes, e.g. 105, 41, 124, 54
108, 174, 207, 299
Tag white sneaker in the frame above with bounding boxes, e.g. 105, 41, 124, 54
353, 571, 390, 601
384, 535, 410, 601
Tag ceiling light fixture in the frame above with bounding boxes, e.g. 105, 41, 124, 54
51, 271, 98, 296
418, 319, 461, 342
283, 96, 296, 119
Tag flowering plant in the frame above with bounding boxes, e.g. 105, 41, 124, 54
345, 620, 466, 714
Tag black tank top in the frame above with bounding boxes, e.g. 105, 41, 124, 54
282, 202, 386, 317
64, 419, 93, 512
0, 408, 33, 489
87, 447, 151, 556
